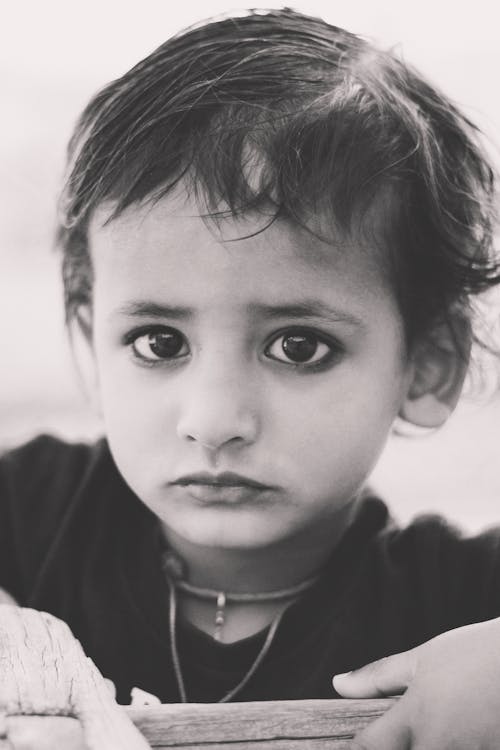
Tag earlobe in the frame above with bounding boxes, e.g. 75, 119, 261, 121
399, 320, 470, 428
399, 393, 453, 428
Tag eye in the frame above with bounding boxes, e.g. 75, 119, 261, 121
265, 329, 338, 367
129, 327, 189, 362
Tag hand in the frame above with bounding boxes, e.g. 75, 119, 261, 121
333, 617, 500, 749
0, 587, 17, 605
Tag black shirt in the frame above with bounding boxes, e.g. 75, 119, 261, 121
1, 435, 500, 704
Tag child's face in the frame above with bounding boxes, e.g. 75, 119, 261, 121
88, 187, 413, 552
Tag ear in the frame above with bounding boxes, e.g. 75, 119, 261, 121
399, 319, 471, 428
69, 306, 102, 417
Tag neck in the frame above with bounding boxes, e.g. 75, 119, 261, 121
161, 504, 356, 594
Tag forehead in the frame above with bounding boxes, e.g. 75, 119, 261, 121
87, 188, 396, 319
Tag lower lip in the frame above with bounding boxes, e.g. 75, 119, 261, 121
179, 483, 271, 506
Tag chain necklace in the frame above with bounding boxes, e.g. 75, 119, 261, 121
162, 553, 319, 703
167, 580, 286, 703
173, 573, 320, 641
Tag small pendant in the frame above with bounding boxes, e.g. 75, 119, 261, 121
214, 592, 226, 641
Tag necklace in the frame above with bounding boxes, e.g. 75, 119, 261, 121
174, 574, 320, 641
167, 580, 285, 703
162, 551, 319, 641
162, 554, 320, 703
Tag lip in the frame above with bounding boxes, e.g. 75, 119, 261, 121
171, 472, 275, 505
172, 472, 273, 490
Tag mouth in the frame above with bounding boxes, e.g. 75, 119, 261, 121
171, 472, 275, 505
174, 472, 271, 489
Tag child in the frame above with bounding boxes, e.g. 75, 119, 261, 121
1, 7, 500, 747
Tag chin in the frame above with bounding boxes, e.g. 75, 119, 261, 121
172, 513, 288, 550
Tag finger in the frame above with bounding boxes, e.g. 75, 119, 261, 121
351, 698, 412, 750
0, 589, 18, 606
333, 648, 417, 698
104, 679, 116, 699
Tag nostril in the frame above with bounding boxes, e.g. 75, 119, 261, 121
186, 435, 219, 450
177, 404, 259, 449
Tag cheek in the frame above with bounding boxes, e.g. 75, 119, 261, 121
92, 350, 170, 450
102, 386, 169, 442
269, 368, 404, 483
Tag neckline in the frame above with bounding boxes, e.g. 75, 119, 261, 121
118, 485, 391, 653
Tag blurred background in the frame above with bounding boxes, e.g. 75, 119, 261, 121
1, 0, 499, 530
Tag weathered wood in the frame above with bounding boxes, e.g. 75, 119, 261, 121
127, 699, 395, 748
2, 699, 395, 749
3, 715, 87, 748
134, 743, 349, 750
0, 605, 150, 749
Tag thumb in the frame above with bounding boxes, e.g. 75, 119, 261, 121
333, 648, 417, 698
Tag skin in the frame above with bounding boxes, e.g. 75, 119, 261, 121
86, 187, 415, 603
333, 618, 500, 749
30, 184, 500, 747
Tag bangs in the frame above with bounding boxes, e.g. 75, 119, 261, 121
57, 7, 499, 361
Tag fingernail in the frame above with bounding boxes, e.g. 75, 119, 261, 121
334, 671, 352, 679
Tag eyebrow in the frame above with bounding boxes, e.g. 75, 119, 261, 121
247, 301, 364, 327
113, 299, 363, 327
113, 302, 193, 319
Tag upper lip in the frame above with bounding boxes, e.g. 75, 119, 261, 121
172, 472, 273, 489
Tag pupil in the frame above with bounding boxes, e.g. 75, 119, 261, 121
282, 334, 317, 362
149, 331, 183, 358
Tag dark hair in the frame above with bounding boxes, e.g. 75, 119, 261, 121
57, 7, 500, 365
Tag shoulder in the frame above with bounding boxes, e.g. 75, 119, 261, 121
0, 434, 111, 510
0, 434, 122, 602
0, 435, 112, 562
380, 509, 500, 566
0, 432, 105, 472
372, 502, 500, 625
377, 509, 461, 558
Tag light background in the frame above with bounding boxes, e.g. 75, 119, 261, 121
1, 0, 499, 530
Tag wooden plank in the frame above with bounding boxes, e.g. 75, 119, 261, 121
3, 699, 394, 749
127, 699, 395, 748
141, 741, 352, 750
2, 716, 87, 749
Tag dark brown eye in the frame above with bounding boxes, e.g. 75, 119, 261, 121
282, 333, 318, 362
132, 328, 188, 361
266, 330, 333, 366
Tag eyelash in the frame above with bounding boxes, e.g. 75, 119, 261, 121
264, 327, 342, 370
123, 326, 189, 366
123, 325, 343, 370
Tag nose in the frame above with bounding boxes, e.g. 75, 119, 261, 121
176, 364, 260, 455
